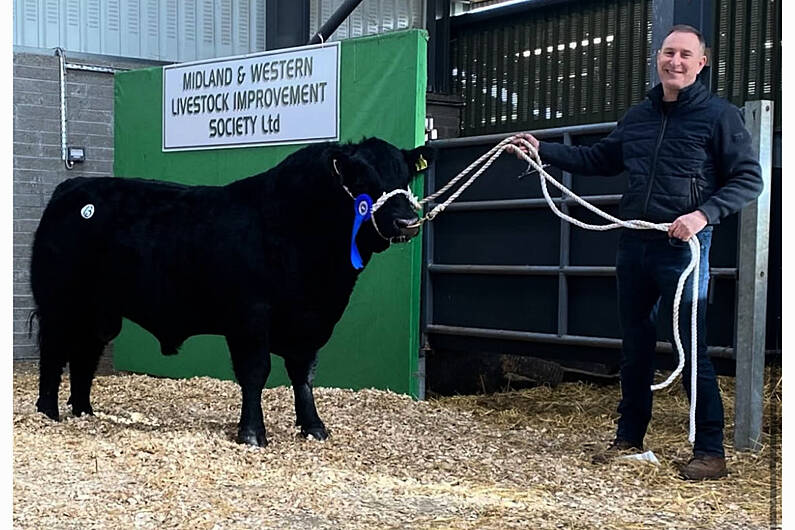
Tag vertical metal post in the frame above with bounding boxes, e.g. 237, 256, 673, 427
671, 0, 714, 90
419, 162, 437, 401
734, 100, 773, 451
426, 0, 451, 94
557, 133, 573, 336
266, 0, 310, 50
649, 0, 674, 87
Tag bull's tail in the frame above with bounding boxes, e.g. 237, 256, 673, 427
27, 309, 38, 340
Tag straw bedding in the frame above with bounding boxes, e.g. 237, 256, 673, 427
13, 362, 780, 529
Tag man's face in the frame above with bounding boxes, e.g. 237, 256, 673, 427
656, 31, 707, 96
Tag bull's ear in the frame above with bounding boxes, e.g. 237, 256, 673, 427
328, 148, 368, 190
403, 146, 436, 175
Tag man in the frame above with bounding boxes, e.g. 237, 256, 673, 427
508, 25, 763, 480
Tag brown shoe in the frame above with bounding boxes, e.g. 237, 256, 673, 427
679, 455, 728, 480
591, 439, 643, 464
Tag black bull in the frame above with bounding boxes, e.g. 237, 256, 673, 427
30, 137, 433, 446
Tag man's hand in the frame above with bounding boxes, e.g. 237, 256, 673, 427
668, 210, 708, 241
505, 132, 540, 160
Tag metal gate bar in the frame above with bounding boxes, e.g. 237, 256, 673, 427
439, 195, 622, 211
426, 324, 736, 359
428, 264, 737, 278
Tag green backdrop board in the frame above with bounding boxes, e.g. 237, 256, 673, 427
112, 29, 427, 397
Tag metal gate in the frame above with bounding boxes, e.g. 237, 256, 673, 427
421, 112, 774, 375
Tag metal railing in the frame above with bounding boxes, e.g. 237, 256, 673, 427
422, 108, 773, 449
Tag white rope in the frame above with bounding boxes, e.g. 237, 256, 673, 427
368, 134, 700, 444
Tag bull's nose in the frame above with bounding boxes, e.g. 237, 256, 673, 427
394, 217, 420, 238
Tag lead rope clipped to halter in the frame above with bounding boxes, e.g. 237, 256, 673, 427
363, 134, 700, 444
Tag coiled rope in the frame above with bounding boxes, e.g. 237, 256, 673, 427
370, 135, 700, 444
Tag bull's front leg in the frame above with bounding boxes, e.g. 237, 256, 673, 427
226, 334, 271, 447
285, 354, 328, 440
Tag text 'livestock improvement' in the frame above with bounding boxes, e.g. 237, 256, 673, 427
163, 45, 339, 149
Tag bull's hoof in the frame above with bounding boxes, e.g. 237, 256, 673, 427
301, 424, 329, 441
237, 428, 268, 447
67, 396, 94, 417
35, 399, 60, 421
72, 403, 94, 417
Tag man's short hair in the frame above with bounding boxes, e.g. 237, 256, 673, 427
663, 24, 706, 54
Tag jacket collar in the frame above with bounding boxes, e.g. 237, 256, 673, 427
647, 79, 709, 110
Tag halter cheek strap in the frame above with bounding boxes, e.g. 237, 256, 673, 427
333, 158, 392, 243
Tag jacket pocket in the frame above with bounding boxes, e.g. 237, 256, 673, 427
690, 177, 702, 209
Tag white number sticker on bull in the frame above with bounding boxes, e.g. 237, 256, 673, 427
162, 42, 340, 151
80, 204, 94, 219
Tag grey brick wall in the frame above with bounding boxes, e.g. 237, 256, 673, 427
13, 50, 161, 362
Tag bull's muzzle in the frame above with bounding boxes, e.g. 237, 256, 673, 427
394, 217, 421, 240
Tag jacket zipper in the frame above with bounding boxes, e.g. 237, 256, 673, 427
642, 112, 668, 217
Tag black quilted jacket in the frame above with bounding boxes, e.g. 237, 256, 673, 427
539, 80, 763, 226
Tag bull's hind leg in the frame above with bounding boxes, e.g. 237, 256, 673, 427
226, 334, 271, 447
35, 317, 68, 420
66, 339, 106, 417
66, 313, 120, 417
285, 354, 328, 440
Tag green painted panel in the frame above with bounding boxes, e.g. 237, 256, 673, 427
113, 30, 428, 397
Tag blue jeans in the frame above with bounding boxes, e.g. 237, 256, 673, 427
615, 227, 724, 457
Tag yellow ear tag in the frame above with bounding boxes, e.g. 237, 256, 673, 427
415, 155, 428, 172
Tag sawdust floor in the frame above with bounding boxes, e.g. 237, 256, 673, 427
13, 362, 780, 529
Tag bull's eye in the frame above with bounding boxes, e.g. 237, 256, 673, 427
80, 204, 95, 219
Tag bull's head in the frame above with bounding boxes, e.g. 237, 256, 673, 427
329, 138, 435, 255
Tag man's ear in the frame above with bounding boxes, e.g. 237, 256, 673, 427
402, 146, 436, 175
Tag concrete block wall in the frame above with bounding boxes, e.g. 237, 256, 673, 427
13, 50, 161, 362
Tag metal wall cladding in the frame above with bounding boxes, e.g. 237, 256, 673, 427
308, 0, 425, 42
13, 0, 266, 62
450, 0, 782, 136
712, 0, 781, 128
450, 0, 653, 136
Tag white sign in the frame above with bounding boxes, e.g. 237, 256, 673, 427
162, 42, 339, 151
